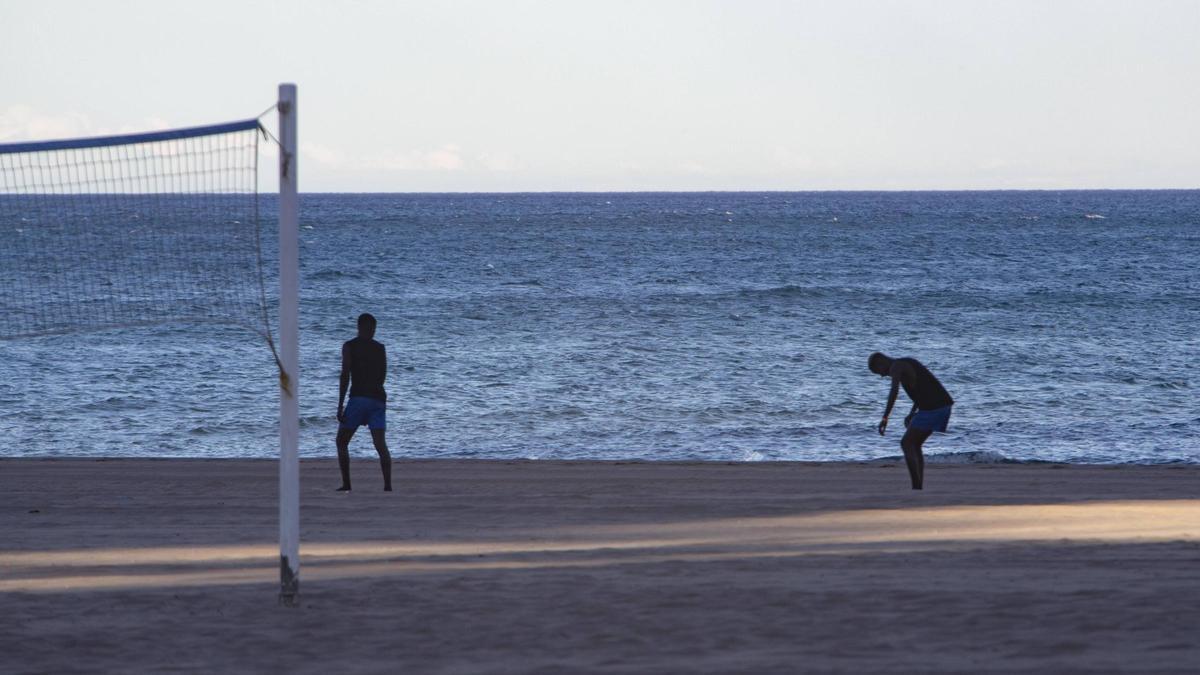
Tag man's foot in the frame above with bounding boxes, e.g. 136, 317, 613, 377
384, 485, 392, 492
336, 485, 352, 492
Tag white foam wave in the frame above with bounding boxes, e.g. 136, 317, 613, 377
925, 450, 1020, 464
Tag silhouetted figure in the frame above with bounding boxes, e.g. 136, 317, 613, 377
869, 352, 954, 490
336, 313, 392, 492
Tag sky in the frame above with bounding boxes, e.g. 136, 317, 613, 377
2, 0, 1198, 192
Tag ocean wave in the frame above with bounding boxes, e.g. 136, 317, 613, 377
79, 395, 129, 412
309, 269, 364, 280
926, 450, 1024, 464
299, 414, 331, 428
536, 405, 588, 419
734, 284, 821, 299
309, 268, 401, 282
872, 450, 1025, 464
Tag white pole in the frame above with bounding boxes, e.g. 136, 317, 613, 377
277, 83, 300, 605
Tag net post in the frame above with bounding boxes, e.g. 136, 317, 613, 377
277, 83, 301, 606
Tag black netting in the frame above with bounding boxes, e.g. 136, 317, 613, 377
0, 125, 272, 342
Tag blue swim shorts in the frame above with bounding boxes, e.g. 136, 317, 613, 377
340, 396, 386, 431
909, 405, 952, 433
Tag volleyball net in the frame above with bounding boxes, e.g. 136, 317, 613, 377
0, 119, 271, 340
0, 85, 302, 604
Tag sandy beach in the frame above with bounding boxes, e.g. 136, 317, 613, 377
1, 458, 1197, 673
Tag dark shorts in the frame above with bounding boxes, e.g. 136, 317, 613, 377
909, 405, 952, 433
340, 396, 386, 431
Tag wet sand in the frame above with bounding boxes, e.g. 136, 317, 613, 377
2, 458, 1198, 673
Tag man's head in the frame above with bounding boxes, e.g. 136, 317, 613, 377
868, 352, 892, 376
357, 312, 377, 338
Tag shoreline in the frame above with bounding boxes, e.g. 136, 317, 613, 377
5, 454, 1198, 466
3, 459, 1198, 672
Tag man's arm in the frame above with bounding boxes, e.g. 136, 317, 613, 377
878, 361, 912, 436
337, 342, 352, 421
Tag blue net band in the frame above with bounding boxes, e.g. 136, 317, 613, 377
0, 118, 262, 155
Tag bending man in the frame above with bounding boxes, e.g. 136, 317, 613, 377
869, 352, 954, 490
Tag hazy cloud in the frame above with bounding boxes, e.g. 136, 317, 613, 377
476, 152, 518, 172
0, 105, 94, 143
363, 144, 465, 172
300, 141, 345, 167
0, 107, 176, 145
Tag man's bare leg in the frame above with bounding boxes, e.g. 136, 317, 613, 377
336, 427, 357, 491
370, 428, 392, 492
900, 427, 933, 490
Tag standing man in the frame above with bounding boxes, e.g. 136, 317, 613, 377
336, 313, 392, 492
868, 352, 954, 490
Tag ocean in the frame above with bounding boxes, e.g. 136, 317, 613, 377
1, 191, 1198, 464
